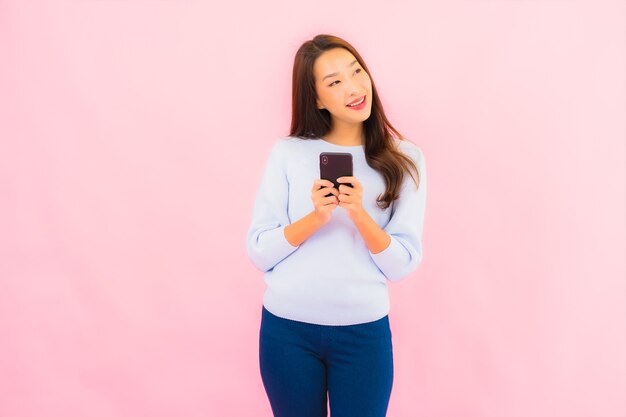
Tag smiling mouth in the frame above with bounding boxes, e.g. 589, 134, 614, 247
346, 96, 366, 107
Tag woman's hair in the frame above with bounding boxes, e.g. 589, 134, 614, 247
289, 34, 420, 209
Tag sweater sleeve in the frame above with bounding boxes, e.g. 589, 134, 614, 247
369, 146, 427, 282
246, 140, 300, 272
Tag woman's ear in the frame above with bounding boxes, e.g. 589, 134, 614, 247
316, 98, 325, 110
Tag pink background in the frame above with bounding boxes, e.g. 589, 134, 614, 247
1, 0, 624, 416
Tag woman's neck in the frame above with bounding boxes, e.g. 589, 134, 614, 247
322, 121, 364, 146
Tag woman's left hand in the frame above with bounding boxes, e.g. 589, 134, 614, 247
337, 176, 366, 221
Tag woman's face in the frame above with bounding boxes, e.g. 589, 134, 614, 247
313, 47, 373, 127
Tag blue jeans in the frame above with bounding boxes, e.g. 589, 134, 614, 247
259, 306, 394, 417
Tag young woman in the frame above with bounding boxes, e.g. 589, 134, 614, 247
246, 34, 427, 417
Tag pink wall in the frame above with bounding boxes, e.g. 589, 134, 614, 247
1, 0, 624, 416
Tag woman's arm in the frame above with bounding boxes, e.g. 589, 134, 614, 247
369, 147, 427, 282
338, 145, 427, 282
285, 177, 340, 246
284, 211, 324, 246
246, 141, 300, 272
350, 210, 392, 254
246, 142, 339, 272
335, 177, 393, 253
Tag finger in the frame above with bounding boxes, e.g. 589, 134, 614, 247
315, 196, 338, 207
312, 179, 335, 192
313, 192, 338, 206
338, 184, 353, 195
337, 176, 355, 183
338, 176, 360, 189
338, 193, 352, 203
339, 193, 361, 204
314, 187, 338, 198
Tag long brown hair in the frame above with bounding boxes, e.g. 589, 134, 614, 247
289, 34, 420, 209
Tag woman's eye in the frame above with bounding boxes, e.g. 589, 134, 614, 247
328, 69, 361, 86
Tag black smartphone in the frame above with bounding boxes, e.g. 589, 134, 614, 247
319, 152, 353, 197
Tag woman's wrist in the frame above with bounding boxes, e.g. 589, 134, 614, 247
350, 208, 391, 254
349, 207, 368, 225
284, 210, 325, 246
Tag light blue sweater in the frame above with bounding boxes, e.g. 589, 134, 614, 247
246, 136, 427, 325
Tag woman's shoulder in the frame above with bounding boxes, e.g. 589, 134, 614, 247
392, 137, 424, 164
268, 136, 326, 159
265, 136, 299, 157
271, 135, 311, 151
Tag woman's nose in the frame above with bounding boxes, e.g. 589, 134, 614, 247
345, 78, 363, 96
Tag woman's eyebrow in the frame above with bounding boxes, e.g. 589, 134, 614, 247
322, 60, 358, 81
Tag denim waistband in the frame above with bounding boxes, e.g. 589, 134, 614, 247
261, 305, 389, 329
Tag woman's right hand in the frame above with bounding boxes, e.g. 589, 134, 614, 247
311, 179, 339, 225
